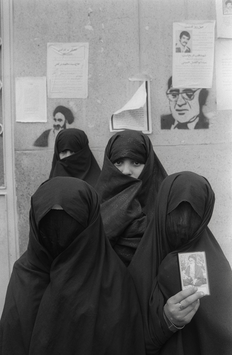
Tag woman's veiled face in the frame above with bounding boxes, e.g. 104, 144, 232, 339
59, 150, 75, 160
114, 158, 145, 178
39, 209, 85, 258
166, 202, 202, 249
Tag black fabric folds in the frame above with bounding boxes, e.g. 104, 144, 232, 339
49, 128, 101, 187
0, 176, 146, 355
39, 209, 85, 258
130, 171, 232, 354
95, 130, 167, 266
109, 132, 147, 164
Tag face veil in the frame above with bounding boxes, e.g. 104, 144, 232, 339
49, 128, 101, 187
145, 171, 232, 355
39, 209, 85, 259
165, 201, 202, 250
0, 177, 146, 355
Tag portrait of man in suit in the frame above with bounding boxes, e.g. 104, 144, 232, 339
161, 77, 209, 130
175, 31, 191, 53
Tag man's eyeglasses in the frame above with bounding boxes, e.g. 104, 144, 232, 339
166, 88, 201, 102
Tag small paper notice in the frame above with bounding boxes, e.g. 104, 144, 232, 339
216, 40, 232, 110
173, 21, 215, 88
47, 42, 89, 99
216, 0, 232, 38
110, 81, 152, 134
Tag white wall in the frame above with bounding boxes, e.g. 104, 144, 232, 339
12, 0, 232, 266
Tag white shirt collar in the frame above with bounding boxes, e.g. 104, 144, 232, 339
171, 115, 199, 130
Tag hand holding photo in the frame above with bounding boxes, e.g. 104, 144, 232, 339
178, 252, 210, 295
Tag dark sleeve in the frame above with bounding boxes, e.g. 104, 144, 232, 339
147, 281, 176, 354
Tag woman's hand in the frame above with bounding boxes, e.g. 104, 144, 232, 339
164, 286, 205, 327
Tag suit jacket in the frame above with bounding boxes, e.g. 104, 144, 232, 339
161, 113, 209, 130
175, 44, 191, 53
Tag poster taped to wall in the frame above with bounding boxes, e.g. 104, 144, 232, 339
15, 77, 47, 122
216, 40, 232, 110
216, 0, 232, 38
47, 42, 89, 99
173, 21, 215, 88
110, 80, 152, 134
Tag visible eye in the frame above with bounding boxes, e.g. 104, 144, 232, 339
59, 150, 75, 160
170, 92, 178, 99
114, 161, 123, 167
183, 91, 194, 100
62, 150, 74, 154
132, 161, 141, 167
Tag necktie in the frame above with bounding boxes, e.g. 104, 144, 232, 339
175, 122, 189, 129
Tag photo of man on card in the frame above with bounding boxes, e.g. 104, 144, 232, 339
178, 252, 210, 295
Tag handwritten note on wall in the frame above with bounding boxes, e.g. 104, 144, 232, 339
47, 42, 89, 98
173, 22, 215, 88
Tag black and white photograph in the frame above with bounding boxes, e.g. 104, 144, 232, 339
175, 30, 192, 53
178, 252, 210, 295
0, 2, 232, 355
223, 0, 232, 15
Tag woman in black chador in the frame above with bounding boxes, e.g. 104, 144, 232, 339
0, 177, 146, 355
95, 129, 167, 266
130, 171, 232, 354
49, 128, 101, 187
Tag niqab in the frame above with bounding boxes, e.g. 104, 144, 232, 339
0, 176, 146, 355
130, 171, 232, 354
49, 128, 101, 187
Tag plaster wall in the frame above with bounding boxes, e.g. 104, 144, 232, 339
12, 0, 232, 266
